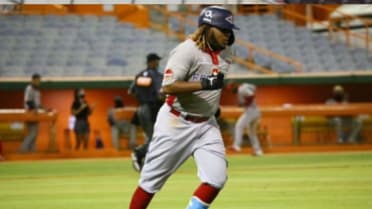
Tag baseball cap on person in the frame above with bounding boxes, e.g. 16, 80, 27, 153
147, 53, 162, 62
198, 6, 239, 46
198, 6, 239, 31
32, 73, 41, 79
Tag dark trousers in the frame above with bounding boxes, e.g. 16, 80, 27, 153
138, 103, 155, 141
19, 122, 39, 153
135, 103, 161, 157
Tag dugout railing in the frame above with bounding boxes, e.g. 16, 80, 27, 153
292, 115, 372, 145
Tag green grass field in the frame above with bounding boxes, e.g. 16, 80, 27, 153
1, 152, 372, 209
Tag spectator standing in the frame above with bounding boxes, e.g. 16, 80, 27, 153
71, 88, 94, 150
19, 73, 43, 153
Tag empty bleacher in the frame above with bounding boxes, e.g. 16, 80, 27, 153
169, 13, 371, 74
233, 14, 372, 73
1, 12, 371, 77
0, 14, 180, 77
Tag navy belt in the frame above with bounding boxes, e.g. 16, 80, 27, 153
169, 107, 209, 123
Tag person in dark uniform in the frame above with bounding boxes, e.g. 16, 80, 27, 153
71, 88, 94, 150
129, 53, 164, 172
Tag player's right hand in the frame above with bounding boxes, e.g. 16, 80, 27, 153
201, 72, 224, 90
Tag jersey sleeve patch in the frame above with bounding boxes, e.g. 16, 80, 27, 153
164, 68, 174, 81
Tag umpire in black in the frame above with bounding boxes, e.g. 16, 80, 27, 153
129, 53, 164, 172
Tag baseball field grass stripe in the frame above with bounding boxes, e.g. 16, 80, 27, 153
1, 152, 372, 209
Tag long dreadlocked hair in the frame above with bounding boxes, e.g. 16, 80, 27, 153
189, 24, 211, 51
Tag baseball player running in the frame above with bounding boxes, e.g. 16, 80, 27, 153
128, 6, 239, 209
230, 83, 263, 156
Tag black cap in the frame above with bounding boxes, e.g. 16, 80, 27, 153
114, 96, 123, 103
147, 53, 162, 62
114, 96, 124, 107
32, 73, 41, 79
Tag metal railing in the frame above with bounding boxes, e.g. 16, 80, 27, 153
311, 4, 372, 52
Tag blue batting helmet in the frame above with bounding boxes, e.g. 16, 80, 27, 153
198, 6, 239, 45
198, 6, 239, 31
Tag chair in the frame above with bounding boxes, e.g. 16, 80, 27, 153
81, 15, 99, 25
5, 55, 29, 67
0, 40, 15, 50
229, 64, 249, 74
354, 59, 371, 70
234, 45, 250, 59
100, 15, 116, 23
253, 52, 271, 68
168, 17, 181, 32
107, 57, 127, 67
25, 65, 46, 75
0, 57, 7, 67
46, 55, 68, 66
271, 60, 295, 74
86, 58, 106, 68
66, 54, 87, 67
64, 66, 85, 77
44, 66, 65, 76
338, 60, 356, 71
1, 66, 25, 77
105, 66, 124, 76
84, 66, 102, 76
303, 61, 324, 73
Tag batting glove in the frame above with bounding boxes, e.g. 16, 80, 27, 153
201, 72, 224, 90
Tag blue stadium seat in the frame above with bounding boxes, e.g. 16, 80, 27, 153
2, 13, 369, 77
234, 45, 250, 60
84, 66, 102, 76
169, 17, 181, 32
107, 57, 127, 67
105, 66, 125, 76
253, 52, 271, 68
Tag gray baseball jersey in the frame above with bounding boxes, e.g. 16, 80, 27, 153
233, 83, 262, 154
139, 39, 230, 193
24, 84, 41, 110
162, 39, 230, 117
237, 83, 257, 109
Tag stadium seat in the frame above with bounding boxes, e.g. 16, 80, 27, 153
2, 12, 369, 78
253, 52, 271, 68
107, 57, 127, 67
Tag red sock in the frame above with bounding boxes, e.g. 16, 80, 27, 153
129, 186, 154, 209
0, 141, 3, 155
193, 183, 221, 204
